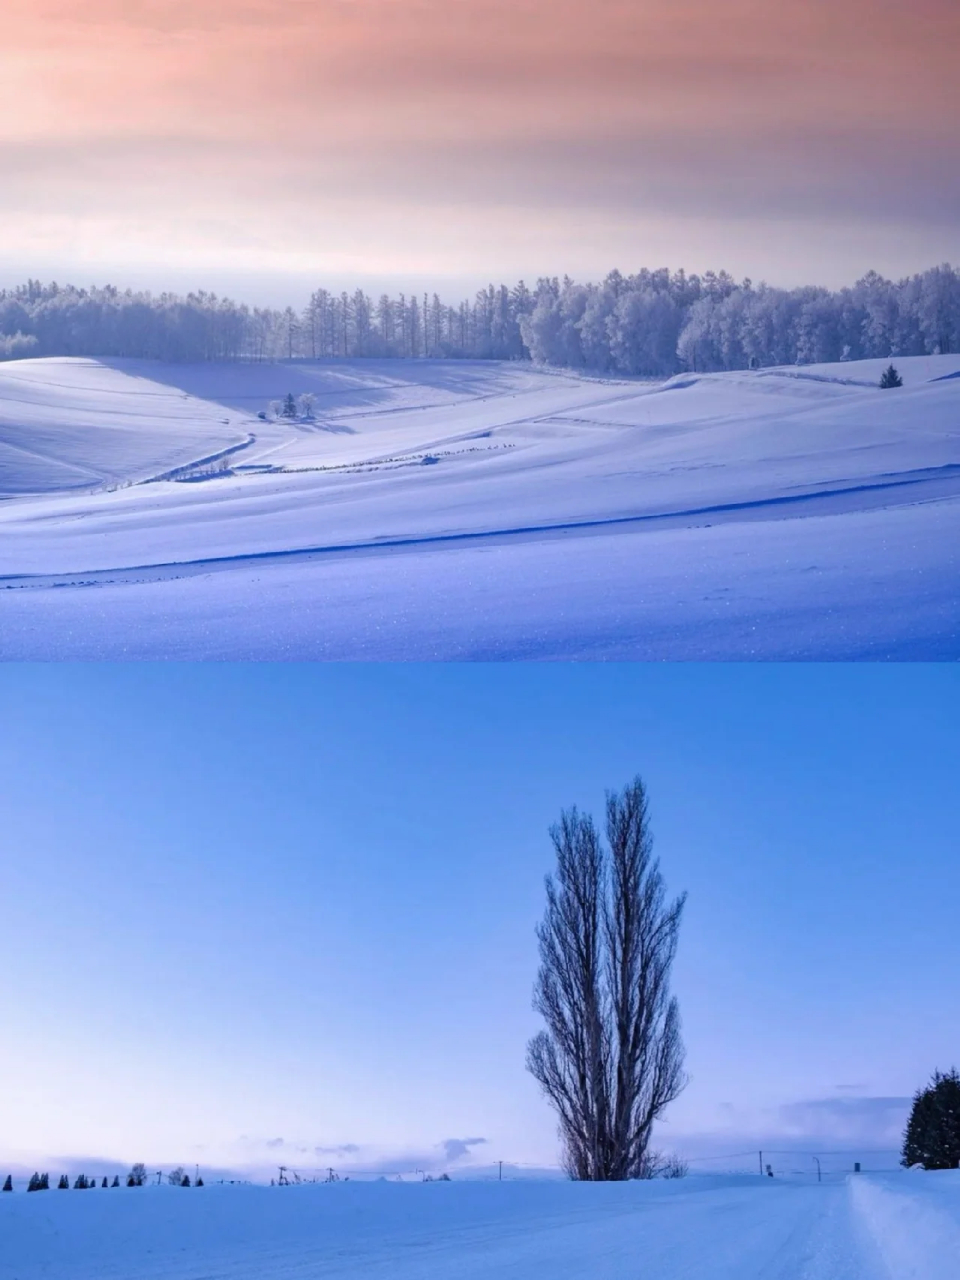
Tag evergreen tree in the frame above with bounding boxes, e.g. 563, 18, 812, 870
111, 1175, 120, 1187
102, 1177, 109, 1188
902, 1069, 960, 1168
58, 1175, 69, 1189
27, 1173, 40, 1192
181, 1174, 191, 1187
39, 1173, 49, 1190
2, 1175, 12, 1191
196, 1176, 204, 1186
282, 391, 297, 418
879, 363, 903, 388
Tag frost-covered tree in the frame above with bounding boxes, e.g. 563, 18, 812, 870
902, 1070, 960, 1169
128, 1163, 147, 1187
527, 777, 686, 1180
168, 1167, 186, 1186
0, 264, 955, 370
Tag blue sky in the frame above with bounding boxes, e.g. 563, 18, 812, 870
1, 665, 957, 1178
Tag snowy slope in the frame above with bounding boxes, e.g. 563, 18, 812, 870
2, 1173, 959, 1280
0, 358, 250, 496
1, 354, 958, 658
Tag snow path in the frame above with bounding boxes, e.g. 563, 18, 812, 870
1, 354, 958, 658
3, 1174, 957, 1280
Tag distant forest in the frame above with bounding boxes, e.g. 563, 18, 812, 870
1, 264, 958, 373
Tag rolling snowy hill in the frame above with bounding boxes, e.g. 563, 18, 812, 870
0, 359, 249, 497
1, 354, 958, 658
2, 1172, 959, 1280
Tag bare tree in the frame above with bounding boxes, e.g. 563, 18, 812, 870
527, 777, 686, 1180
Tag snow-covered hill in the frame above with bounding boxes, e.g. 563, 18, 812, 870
0, 359, 249, 497
1, 355, 958, 658
2, 1172, 959, 1280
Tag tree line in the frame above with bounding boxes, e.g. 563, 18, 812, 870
1, 264, 957, 371
2, 1163, 203, 1191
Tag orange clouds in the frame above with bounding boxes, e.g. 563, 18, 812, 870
1, 0, 958, 283
8, 0, 958, 143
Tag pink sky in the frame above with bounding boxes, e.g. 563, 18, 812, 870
3, 0, 958, 296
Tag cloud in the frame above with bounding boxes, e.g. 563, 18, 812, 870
776, 1096, 911, 1147
314, 1144, 360, 1156
441, 1136, 487, 1163
265, 1137, 285, 1149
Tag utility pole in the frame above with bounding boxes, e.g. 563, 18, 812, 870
498, 1161, 503, 1182
813, 1157, 821, 1183
758, 1151, 763, 1177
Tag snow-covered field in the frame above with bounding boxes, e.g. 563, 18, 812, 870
1, 354, 958, 658
2, 1173, 959, 1280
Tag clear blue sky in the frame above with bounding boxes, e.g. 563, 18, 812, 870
1, 665, 957, 1178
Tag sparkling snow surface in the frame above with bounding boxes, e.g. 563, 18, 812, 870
3, 1173, 960, 1280
1, 355, 958, 658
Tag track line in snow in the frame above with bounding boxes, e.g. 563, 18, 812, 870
4, 463, 959, 591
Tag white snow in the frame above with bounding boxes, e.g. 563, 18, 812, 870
0, 359, 248, 497
1, 354, 958, 658
2, 1172, 959, 1280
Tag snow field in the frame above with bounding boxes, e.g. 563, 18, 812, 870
0, 359, 249, 496
1, 354, 958, 657
2, 1172, 959, 1280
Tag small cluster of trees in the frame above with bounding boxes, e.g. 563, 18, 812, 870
264, 392, 316, 422
902, 1069, 960, 1170
2, 1163, 203, 1191
2, 264, 957, 369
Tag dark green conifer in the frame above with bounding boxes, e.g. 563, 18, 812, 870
902, 1069, 960, 1169
2, 1175, 12, 1191
879, 364, 903, 388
